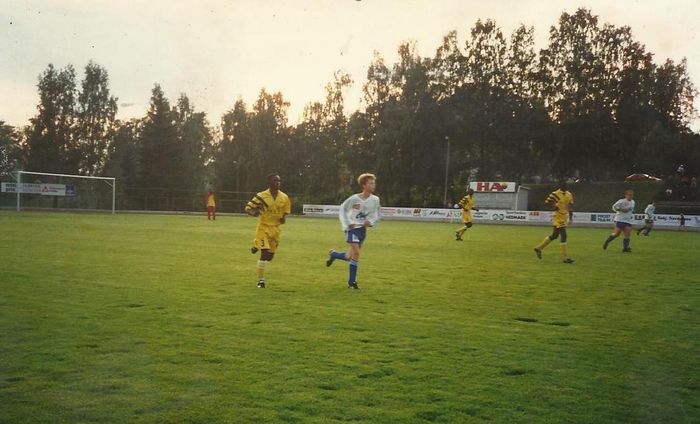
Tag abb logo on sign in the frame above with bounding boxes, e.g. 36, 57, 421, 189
469, 181, 517, 193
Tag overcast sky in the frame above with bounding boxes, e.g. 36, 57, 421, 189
1, 0, 699, 131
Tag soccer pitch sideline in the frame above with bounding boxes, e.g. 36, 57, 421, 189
0, 212, 698, 423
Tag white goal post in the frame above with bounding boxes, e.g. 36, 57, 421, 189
11, 170, 116, 214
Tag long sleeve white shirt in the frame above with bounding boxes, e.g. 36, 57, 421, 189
339, 193, 381, 230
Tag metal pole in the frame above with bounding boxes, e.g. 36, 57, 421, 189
112, 178, 116, 214
235, 161, 240, 192
16, 171, 21, 212
443, 136, 450, 207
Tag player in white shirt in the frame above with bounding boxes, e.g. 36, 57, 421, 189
637, 201, 656, 236
326, 173, 381, 289
603, 190, 636, 252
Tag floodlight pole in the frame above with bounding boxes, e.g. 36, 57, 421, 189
443, 136, 450, 207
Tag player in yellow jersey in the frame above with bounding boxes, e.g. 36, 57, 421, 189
205, 190, 216, 220
455, 188, 479, 241
245, 174, 291, 288
534, 182, 575, 263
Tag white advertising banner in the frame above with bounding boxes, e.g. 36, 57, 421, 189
302, 204, 699, 228
302, 205, 340, 215
1, 182, 68, 196
528, 210, 553, 223
469, 181, 517, 193
39, 184, 66, 196
1, 182, 41, 194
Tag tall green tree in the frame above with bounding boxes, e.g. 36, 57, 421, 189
322, 71, 354, 194
652, 58, 697, 133
388, 41, 438, 205
139, 84, 179, 188
466, 19, 507, 89
75, 61, 118, 175
25, 64, 78, 174
506, 25, 537, 101
613, 32, 656, 168
0, 121, 23, 175
539, 9, 624, 177
429, 30, 466, 101
103, 119, 141, 201
460, 19, 509, 179
363, 51, 392, 125
174, 94, 213, 191
247, 89, 290, 190
502, 25, 549, 180
216, 99, 251, 191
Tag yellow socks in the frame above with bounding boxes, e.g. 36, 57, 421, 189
560, 243, 568, 261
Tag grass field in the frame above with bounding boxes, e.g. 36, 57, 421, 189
1, 212, 698, 423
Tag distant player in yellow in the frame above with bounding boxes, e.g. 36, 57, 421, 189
245, 174, 291, 288
455, 188, 479, 241
205, 190, 216, 220
534, 181, 574, 263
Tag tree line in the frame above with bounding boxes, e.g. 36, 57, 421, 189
1, 8, 698, 207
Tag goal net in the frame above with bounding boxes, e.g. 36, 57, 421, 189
0, 171, 116, 213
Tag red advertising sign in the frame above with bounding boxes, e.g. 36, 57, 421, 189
469, 181, 517, 193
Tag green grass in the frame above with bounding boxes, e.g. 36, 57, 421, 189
1, 212, 698, 423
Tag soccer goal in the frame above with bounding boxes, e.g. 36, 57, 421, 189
1, 171, 116, 214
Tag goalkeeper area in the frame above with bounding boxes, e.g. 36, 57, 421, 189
0, 171, 116, 213
1, 212, 698, 422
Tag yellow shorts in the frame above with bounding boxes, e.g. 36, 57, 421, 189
253, 224, 281, 253
552, 214, 568, 228
461, 211, 472, 224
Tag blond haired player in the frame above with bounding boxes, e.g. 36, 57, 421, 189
245, 174, 291, 288
326, 173, 381, 289
534, 181, 575, 263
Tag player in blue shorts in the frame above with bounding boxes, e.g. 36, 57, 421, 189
326, 173, 381, 289
603, 189, 635, 252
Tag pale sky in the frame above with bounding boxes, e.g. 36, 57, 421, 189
1, 0, 699, 131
